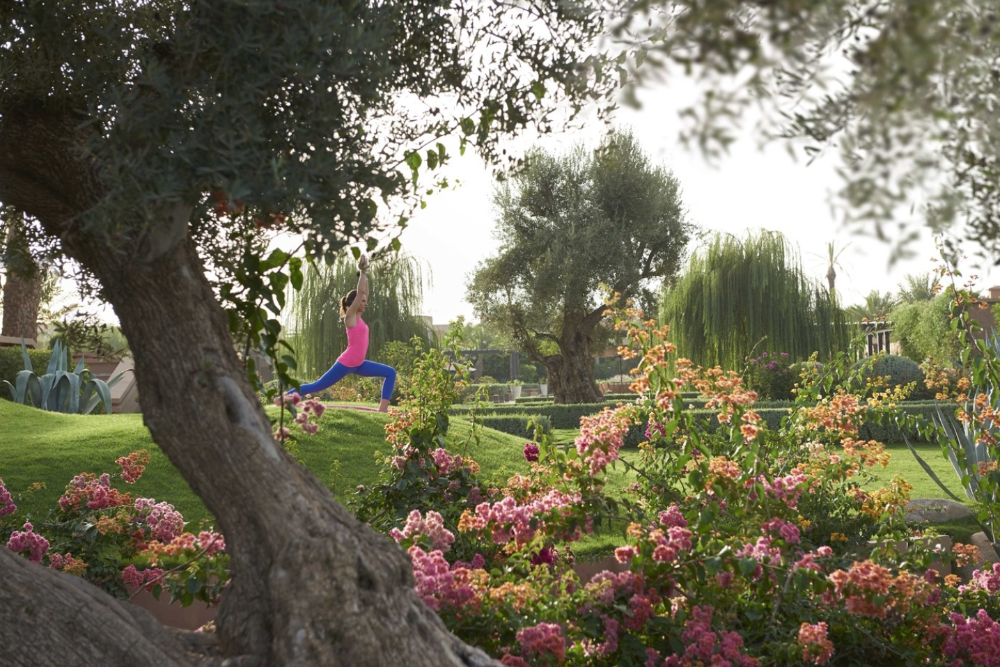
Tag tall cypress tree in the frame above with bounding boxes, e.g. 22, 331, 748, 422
660, 231, 850, 370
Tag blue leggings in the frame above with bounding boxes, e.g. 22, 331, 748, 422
293, 360, 397, 400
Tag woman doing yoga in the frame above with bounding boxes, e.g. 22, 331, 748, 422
290, 253, 396, 412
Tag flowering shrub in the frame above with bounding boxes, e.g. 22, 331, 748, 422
745, 350, 793, 399
357, 291, 1000, 667
1, 452, 228, 606
351, 324, 494, 561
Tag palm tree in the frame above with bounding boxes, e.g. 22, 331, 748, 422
288, 252, 431, 377
845, 290, 898, 323
822, 240, 851, 295
896, 272, 936, 304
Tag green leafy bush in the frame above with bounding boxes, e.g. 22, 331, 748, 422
478, 414, 552, 438
746, 350, 794, 399
0, 347, 52, 398
853, 353, 928, 398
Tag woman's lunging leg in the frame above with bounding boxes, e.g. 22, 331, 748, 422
351, 360, 397, 411
292, 362, 352, 396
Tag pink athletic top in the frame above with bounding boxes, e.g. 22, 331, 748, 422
337, 316, 369, 368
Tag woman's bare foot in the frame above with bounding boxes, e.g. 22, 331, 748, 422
378, 399, 390, 412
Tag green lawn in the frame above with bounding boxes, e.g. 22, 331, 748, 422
555, 427, 969, 503
0, 400, 529, 529
0, 400, 983, 555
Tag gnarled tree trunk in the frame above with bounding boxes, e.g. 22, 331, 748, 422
533, 308, 604, 404
0, 107, 497, 667
1, 211, 43, 341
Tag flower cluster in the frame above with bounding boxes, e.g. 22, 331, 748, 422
677, 363, 758, 427
294, 398, 326, 435
49, 552, 88, 576
961, 562, 1000, 594
942, 610, 1000, 667
798, 622, 834, 665
122, 563, 166, 592
657, 606, 760, 667
58, 472, 132, 512
133, 498, 186, 543
921, 359, 969, 401
839, 438, 891, 469
523, 442, 540, 463
574, 406, 634, 475
0, 477, 15, 517
116, 450, 150, 484
855, 477, 913, 519
6, 522, 50, 563
616, 508, 694, 566
409, 546, 484, 612
459, 490, 585, 548
389, 510, 456, 553
793, 388, 865, 439
515, 622, 566, 665
825, 561, 940, 620
143, 530, 227, 563
746, 472, 808, 510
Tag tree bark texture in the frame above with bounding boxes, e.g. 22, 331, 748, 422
0, 110, 499, 666
526, 307, 603, 405
545, 331, 602, 404
1, 212, 43, 340
0, 548, 197, 666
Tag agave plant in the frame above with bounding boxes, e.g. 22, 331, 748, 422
903, 328, 1000, 542
2, 340, 126, 415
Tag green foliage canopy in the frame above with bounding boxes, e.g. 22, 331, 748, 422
0, 0, 622, 265
620, 1, 1000, 263
845, 290, 899, 323
467, 129, 691, 401
890, 294, 963, 364
660, 230, 850, 370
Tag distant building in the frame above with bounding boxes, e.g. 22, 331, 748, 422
418, 316, 450, 344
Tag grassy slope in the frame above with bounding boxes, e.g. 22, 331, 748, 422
0, 401, 530, 529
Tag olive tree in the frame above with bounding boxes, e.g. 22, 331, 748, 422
467, 129, 691, 403
0, 1, 622, 665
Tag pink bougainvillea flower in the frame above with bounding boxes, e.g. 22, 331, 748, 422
798, 622, 834, 665
0, 477, 16, 517
6, 522, 49, 563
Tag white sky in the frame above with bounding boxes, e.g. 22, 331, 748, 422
395, 79, 1000, 326
40, 70, 998, 329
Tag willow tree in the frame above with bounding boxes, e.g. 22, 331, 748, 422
660, 231, 849, 370
290, 253, 429, 377
0, 1, 623, 664
468, 129, 691, 403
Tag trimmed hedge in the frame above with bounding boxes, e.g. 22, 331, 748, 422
459, 383, 512, 402
452, 402, 622, 429
460, 395, 954, 446
515, 396, 555, 405
601, 393, 636, 401
454, 399, 798, 430
0, 347, 54, 399
478, 414, 552, 439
